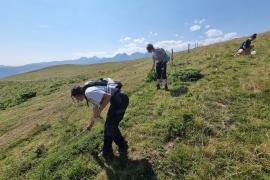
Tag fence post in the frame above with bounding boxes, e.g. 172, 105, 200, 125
171, 48, 174, 65
188, 44, 190, 53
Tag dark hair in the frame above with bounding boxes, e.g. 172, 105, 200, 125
146, 44, 154, 52
71, 85, 84, 96
251, 33, 257, 39
71, 85, 92, 106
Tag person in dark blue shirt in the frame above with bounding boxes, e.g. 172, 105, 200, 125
235, 34, 257, 56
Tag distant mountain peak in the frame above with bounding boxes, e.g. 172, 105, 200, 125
0, 52, 149, 78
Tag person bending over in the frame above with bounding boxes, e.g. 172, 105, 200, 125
147, 44, 169, 91
71, 79, 129, 161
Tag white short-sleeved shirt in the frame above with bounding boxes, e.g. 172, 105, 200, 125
85, 86, 107, 106
152, 48, 164, 64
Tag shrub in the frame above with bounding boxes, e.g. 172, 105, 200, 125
42, 82, 63, 95
0, 89, 36, 110
15, 90, 37, 104
145, 70, 157, 82
171, 69, 203, 82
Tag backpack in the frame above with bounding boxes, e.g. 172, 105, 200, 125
240, 41, 247, 49
83, 78, 122, 93
161, 48, 171, 63
83, 78, 122, 106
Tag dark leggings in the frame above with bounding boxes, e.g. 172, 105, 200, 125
103, 92, 129, 156
156, 61, 167, 79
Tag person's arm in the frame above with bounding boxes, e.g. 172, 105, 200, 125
99, 93, 111, 112
85, 93, 111, 131
152, 56, 155, 70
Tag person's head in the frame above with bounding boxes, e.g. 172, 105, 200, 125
146, 43, 154, 53
250, 33, 257, 41
71, 85, 85, 102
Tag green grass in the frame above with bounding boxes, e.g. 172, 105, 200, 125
0, 32, 270, 179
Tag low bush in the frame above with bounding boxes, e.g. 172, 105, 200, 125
171, 69, 203, 82
145, 70, 157, 82
0, 89, 37, 110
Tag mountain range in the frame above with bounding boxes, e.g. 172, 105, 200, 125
0, 52, 149, 78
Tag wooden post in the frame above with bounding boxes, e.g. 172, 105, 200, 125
188, 44, 190, 53
171, 48, 174, 65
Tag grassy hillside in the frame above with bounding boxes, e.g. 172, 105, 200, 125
0, 32, 270, 179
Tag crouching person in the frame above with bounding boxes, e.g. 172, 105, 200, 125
71, 78, 129, 161
235, 33, 257, 56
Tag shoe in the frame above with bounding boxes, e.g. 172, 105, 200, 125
156, 84, 161, 90
118, 148, 128, 168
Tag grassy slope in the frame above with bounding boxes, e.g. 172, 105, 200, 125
0, 33, 270, 179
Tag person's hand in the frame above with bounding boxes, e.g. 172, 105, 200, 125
85, 121, 94, 131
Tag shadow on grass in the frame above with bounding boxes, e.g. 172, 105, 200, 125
92, 153, 157, 180
170, 86, 188, 97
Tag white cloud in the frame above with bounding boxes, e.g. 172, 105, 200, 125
115, 43, 145, 55
190, 25, 201, 32
205, 29, 223, 37
202, 32, 238, 45
223, 32, 238, 39
73, 31, 238, 59
116, 36, 147, 55
149, 32, 158, 37
120, 37, 132, 42
205, 25, 210, 29
133, 37, 145, 44
155, 40, 188, 50
154, 32, 238, 51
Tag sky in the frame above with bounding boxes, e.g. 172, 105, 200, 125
0, 0, 270, 66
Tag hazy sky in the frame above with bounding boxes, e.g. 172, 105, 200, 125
0, 0, 269, 66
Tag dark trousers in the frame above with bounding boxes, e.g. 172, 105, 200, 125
103, 92, 129, 156
156, 61, 167, 79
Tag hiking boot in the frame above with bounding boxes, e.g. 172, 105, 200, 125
156, 84, 161, 90
118, 148, 128, 168
165, 84, 169, 91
